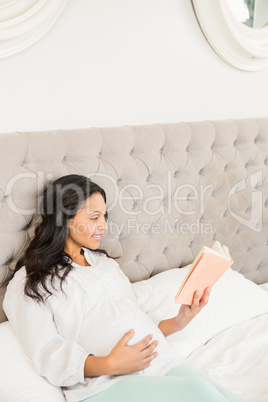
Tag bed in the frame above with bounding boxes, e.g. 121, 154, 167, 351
0, 118, 268, 401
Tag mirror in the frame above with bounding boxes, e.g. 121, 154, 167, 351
0, 0, 67, 59
227, 0, 268, 29
192, 0, 268, 71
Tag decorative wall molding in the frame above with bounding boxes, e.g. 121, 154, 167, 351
192, 0, 268, 71
0, 0, 68, 58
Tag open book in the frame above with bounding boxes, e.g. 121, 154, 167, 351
175, 241, 233, 305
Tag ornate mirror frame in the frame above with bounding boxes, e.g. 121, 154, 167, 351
0, 0, 68, 59
192, 0, 268, 71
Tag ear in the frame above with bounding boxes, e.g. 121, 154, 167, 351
67, 218, 75, 232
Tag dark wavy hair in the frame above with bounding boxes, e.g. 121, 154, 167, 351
12, 174, 108, 303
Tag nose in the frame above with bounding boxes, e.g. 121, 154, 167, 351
99, 215, 108, 232
103, 220, 108, 231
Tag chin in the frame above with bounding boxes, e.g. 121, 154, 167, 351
87, 241, 101, 250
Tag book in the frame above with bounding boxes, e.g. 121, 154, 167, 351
175, 241, 233, 305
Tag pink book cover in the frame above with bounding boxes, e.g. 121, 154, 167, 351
175, 246, 233, 305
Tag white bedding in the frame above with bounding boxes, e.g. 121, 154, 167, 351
132, 268, 268, 402
186, 313, 268, 402
0, 268, 268, 401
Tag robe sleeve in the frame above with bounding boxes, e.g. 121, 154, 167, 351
3, 269, 89, 387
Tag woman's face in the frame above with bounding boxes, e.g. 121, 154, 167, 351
65, 192, 108, 252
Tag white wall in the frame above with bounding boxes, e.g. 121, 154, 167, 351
0, 0, 268, 134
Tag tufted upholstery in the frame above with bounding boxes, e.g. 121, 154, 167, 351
0, 118, 268, 322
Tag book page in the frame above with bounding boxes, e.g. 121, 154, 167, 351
211, 240, 223, 255
205, 241, 230, 260
222, 244, 231, 259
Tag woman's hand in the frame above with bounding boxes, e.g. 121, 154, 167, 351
84, 330, 159, 377
158, 287, 211, 337
107, 329, 159, 375
174, 287, 211, 330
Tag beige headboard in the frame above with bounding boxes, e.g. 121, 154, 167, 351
1, 118, 268, 322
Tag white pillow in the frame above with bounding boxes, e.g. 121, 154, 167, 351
0, 321, 66, 402
132, 267, 268, 358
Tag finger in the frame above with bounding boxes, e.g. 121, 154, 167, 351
191, 290, 201, 306
200, 288, 211, 306
137, 334, 153, 350
118, 329, 135, 345
143, 351, 159, 364
141, 339, 159, 354
137, 351, 159, 371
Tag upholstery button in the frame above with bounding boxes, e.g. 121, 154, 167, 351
132, 201, 137, 210
2, 194, 9, 203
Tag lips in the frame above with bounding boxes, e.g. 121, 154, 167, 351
92, 235, 102, 241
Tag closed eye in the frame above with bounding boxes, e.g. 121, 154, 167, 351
90, 211, 108, 221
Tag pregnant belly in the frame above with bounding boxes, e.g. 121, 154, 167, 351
78, 298, 168, 357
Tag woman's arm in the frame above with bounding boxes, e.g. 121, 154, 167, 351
158, 288, 211, 337
84, 329, 159, 376
3, 271, 89, 387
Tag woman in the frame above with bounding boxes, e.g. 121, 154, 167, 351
3, 174, 246, 402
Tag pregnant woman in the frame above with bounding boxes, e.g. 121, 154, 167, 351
4, 174, 246, 402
